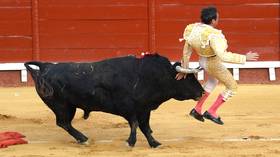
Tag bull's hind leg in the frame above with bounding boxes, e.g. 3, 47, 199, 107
137, 111, 161, 148
124, 115, 138, 147
146, 111, 153, 134
49, 102, 88, 144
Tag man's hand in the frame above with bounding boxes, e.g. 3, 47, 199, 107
246, 51, 259, 61
175, 72, 187, 80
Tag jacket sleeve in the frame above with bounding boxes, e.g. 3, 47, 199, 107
181, 42, 192, 68
210, 34, 246, 64
181, 24, 194, 68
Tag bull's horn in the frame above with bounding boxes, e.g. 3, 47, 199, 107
175, 66, 202, 74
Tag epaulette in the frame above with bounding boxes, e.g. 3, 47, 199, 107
183, 23, 196, 40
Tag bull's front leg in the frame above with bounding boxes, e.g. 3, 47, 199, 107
137, 111, 161, 148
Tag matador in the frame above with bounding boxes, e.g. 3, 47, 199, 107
176, 6, 259, 125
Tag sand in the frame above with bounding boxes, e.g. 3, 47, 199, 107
0, 85, 280, 157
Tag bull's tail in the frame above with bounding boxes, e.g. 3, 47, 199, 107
24, 61, 41, 71
24, 61, 54, 98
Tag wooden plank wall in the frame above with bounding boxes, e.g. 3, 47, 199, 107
38, 0, 148, 61
0, 0, 32, 62
156, 0, 280, 61
0, 0, 279, 62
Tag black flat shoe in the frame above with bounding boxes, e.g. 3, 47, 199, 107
189, 108, 204, 122
203, 111, 224, 125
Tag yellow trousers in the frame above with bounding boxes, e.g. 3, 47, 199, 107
200, 56, 237, 101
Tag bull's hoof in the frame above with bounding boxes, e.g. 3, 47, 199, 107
83, 112, 90, 120
126, 138, 136, 147
126, 142, 135, 147
79, 140, 90, 145
149, 140, 161, 148
148, 128, 153, 134
77, 137, 89, 145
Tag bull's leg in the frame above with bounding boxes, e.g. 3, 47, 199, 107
53, 104, 88, 144
146, 111, 153, 134
124, 115, 138, 147
138, 111, 161, 148
83, 110, 90, 120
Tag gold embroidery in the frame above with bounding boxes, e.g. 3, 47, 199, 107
205, 56, 238, 101
181, 23, 247, 101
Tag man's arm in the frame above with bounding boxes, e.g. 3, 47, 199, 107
210, 34, 246, 64
175, 41, 192, 80
182, 42, 192, 68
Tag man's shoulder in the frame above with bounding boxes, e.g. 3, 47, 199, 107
201, 26, 225, 42
184, 23, 222, 34
184, 23, 198, 31
183, 23, 199, 39
203, 26, 222, 36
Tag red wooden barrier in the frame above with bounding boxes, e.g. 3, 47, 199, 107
0, 0, 32, 62
0, 0, 279, 85
155, 0, 279, 61
0, 0, 278, 62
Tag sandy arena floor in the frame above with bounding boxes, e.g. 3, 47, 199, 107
0, 85, 280, 157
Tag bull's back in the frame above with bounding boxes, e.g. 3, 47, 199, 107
48, 56, 139, 84
41, 57, 139, 101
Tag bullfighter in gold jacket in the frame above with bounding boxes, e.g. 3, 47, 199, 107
176, 6, 259, 125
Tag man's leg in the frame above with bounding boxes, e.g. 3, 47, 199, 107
190, 75, 218, 122
203, 57, 237, 125
207, 89, 234, 118
195, 77, 218, 114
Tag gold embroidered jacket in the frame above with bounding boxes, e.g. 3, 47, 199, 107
181, 23, 246, 68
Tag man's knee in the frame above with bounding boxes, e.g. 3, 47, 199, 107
204, 79, 219, 93
222, 84, 237, 101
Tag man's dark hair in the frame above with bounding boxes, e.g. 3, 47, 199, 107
200, 6, 217, 24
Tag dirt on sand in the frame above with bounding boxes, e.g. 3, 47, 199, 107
0, 85, 280, 157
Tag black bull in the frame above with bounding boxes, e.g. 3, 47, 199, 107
25, 54, 204, 148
